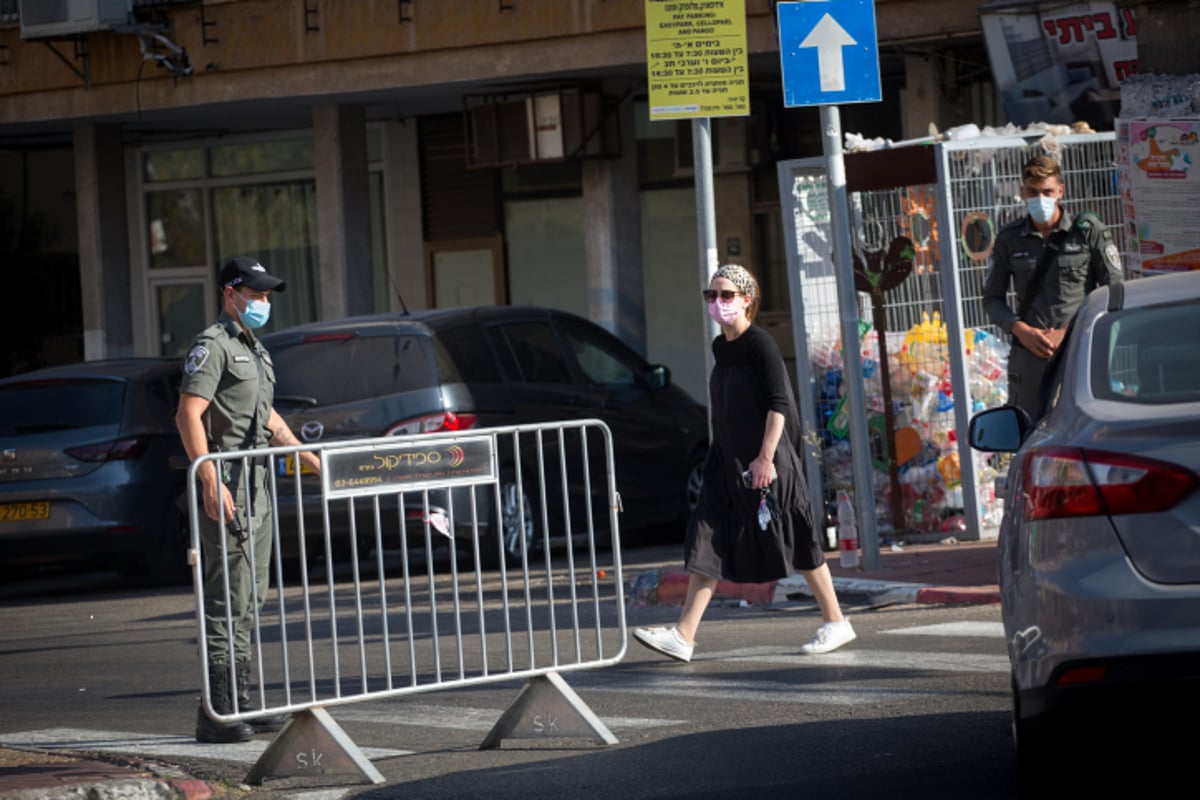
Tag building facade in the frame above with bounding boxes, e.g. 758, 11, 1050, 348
0, 0, 993, 400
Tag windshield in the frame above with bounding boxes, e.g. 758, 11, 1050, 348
0, 378, 126, 436
1091, 299, 1200, 405
270, 334, 442, 406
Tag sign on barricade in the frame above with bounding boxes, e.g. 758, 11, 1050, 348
187, 420, 627, 786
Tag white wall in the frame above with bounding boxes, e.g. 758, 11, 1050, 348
504, 197, 587, 314
505, 187, 709, 406
641, 187, 707, 404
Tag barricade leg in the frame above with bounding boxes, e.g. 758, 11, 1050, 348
480, 671, 618, 749
244, 706, 385, 786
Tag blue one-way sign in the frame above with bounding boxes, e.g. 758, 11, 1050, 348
777, 0, 881, 107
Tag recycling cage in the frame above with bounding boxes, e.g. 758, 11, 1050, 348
188, 418, 626, 786
778, 131, 1134, 542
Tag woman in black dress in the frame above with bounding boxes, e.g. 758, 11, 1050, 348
633, 265, 856, 662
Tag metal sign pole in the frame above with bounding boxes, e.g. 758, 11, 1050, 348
820, 105, 879, 570
693, 117, 721, 375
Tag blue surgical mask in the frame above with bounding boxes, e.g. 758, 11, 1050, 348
234, 292, 271, 329
1025, 196, 1058, 225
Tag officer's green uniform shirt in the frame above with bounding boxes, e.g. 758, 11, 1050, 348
983, 209, 1124, 334
180, 312, 276, 453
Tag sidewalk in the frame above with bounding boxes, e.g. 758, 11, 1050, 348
0, 745, 226, 800
630, 536, 1001, 608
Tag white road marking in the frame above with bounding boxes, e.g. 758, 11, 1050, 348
333, 703, 686, 731
880, 622, 1005, 638
692, 645, 1008, 673
0, 728, 408, 765
582, 673, 927, 705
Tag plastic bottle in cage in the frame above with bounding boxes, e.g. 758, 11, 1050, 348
836, 490, 860, 569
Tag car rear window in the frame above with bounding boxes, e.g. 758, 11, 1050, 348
435, 325, 502, 383
0, 379, 126, 436
1091, 300, 1200, 404
270, 334, 442, 406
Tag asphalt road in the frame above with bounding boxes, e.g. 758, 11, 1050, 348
0, 544, 1020, 800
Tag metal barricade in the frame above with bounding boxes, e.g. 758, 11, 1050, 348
187, 419, 626, 786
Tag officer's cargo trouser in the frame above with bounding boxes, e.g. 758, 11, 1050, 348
198, 462, 273, 666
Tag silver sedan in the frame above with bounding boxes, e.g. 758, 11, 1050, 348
968, 269, 1200, 783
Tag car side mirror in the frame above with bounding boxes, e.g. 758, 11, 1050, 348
642, 364, 670, 390
967, 406, 1032, 453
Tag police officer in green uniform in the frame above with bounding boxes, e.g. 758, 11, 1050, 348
177, 256, 320, 743
983, 155, 1124, 421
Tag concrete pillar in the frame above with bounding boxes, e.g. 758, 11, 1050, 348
382, 119, 426, 312
903, 54, 941, 140
313, 104, 372, 319
74, 122, 132, 360
582, 101, 646, 355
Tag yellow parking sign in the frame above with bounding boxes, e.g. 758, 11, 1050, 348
645, 0, 750, 120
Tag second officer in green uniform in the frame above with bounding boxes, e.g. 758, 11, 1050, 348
983, 155, 1124, 421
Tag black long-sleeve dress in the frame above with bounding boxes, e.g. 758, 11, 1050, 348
684, 325, 822, 583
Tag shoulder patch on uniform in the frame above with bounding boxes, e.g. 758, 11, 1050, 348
1104, 243, 1122, 271
184, 345, 210, 375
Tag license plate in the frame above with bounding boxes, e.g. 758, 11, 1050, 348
279, 455, 317, 477
0, 501, 50, 522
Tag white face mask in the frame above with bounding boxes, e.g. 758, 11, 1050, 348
1025, 195, 1058, 225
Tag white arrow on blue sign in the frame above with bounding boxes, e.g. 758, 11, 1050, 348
778, 0, 881, 107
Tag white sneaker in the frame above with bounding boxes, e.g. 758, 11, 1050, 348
632, 626, 694, 663
801, 620, 856, 655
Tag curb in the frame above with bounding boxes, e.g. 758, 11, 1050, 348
630, 568, 1000, 609
0, 747, 231, 800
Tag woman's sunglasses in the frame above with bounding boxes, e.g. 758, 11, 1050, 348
702, 289, 743, 302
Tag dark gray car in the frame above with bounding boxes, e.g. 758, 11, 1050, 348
262, 305, 709, 565
0, 358, 191, 584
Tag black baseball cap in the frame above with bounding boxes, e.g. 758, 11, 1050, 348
219, 256, 287, 292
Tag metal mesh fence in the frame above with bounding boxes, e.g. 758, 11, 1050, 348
780, 132, 1129, 541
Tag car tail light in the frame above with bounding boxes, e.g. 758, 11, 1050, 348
301, 332, 356, 343
1023, 446, 1199, 520
65, 438, 149, 462
1055, 665, 1108, 686
384, 412, 479, 436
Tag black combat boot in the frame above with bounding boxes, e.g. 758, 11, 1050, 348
237, 660, 290, 734
195, 663, 254, 743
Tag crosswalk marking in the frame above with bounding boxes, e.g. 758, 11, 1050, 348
687, 644, 1008, 673
333, 703, 687, 731
881, 621, 1005, 638
579, 672, 930, 705
1, 621, 1008, 771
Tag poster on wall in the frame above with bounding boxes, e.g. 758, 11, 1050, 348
1127, 120, 1200, 273
980, 1, 1137, 131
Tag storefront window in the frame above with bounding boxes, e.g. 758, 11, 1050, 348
143, 149, 204, 182
146, 188, 206, 269
140, 127, 386, 352
212, 181, 319, 333
211, 136, 314, 177
156, 282, 207, 356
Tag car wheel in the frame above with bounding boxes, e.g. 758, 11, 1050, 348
679, 447, 707, 525
1012, 679, 1053, 797
142, 490, 193, 586
482, 469, 538, 569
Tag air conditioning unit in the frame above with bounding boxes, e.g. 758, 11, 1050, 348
18, 0, 132, 40
465, 86, 617, 169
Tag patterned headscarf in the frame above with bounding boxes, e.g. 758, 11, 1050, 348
712, 264, 757, 302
